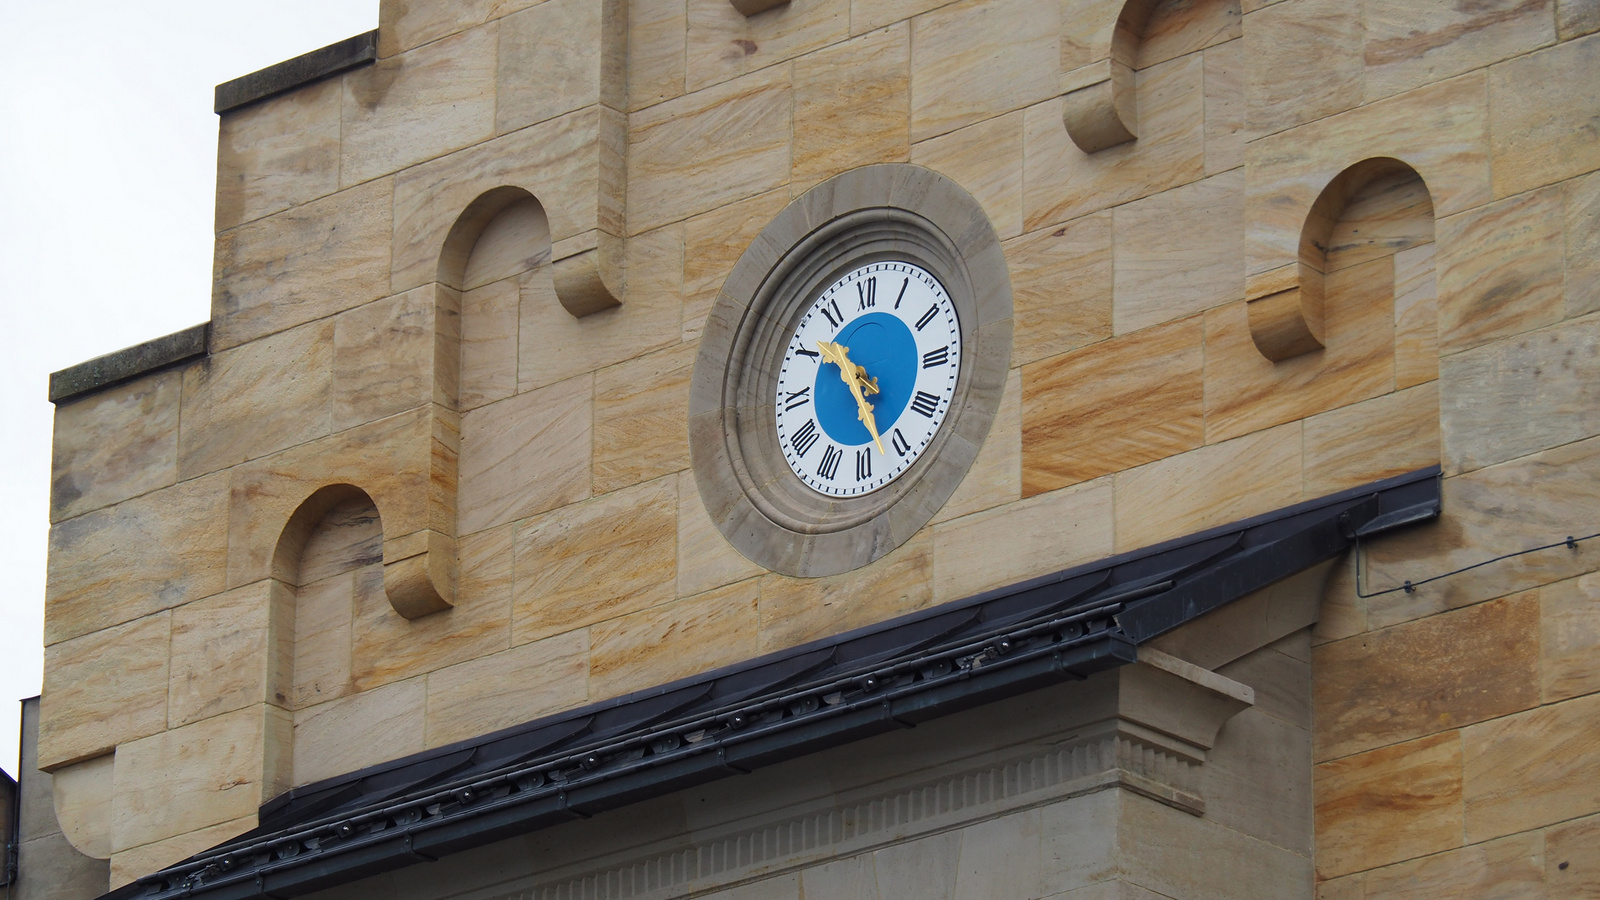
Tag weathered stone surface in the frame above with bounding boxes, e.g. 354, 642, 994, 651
1313, 593, 1539, 763
1114, 422, 1302, 552
593, 340, 695, 494
110, 705, 284, 852
178, 321, 334, 480
212, 179, 392, 352
458, 374, 592, 537
1547, 812, 1600, 897
870, 830, 960, 899
1113, 169, 1244, 334
1463, 691, 1600, 842
685, 0, 847, 93
1441, 314, 1600, 476
934, 367, 1020, 524
1360, 830, 1545, 900
792, 23, 910, 190
169, 581, 289, 728
50, 370, 180, 523
682, 189, 788, 342
628, 0, 686, 110
341, 27, 497, 186
52, 753, 114, 858
46, 471, 229, 646
215, 75, 341, 232
933, 478, 1114, 603
460, 279, 519, 411
1569, 169, 1600, 319
1364, 0, 1555, 102
1245, 73, 1488, 274
758, 533, 933, 652
1393, 242, 1439, 389
291, 574, 353, 710
1024, 53, 1205, 229
628, 67, 791, 234
294, 679, 425, 787
1202, 707, 1313, 856
1436, 185, 1565, 355
332, 289, 438, 432
1303, 381, 1439, 497
1542, 571, 1600, 703
1140, 0, 1242, 67
909, 0, 1059, 142
1245, 0, 1363, 137
1203, 258, 1394, 444
351, 528, 512, 691
1204, 38, 1245, 175
1314, 731, 1463, 878
851, 0, 949, 33
424, 630, 588, 747
517, 226, 684, 390
1489, 32, 1600, 197
391, 108, 616, 292
224, 407, 441, 589
1362, 432, 1600, 622
1561, 0, 1600, 36
512, 477, 678, 645
1023, 316, 1203, 496
913, 111, 1025, 241
497, 0, 611, 134
592, 580, 759, 698
677, 471, 764, 598
1003, 212, 1112, 368
378, 0, 541, 55
463, 190, 553, 291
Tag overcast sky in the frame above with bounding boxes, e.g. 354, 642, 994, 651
0, 1, 379, 780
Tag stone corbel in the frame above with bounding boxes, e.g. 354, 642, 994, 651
1060, 0, 1159, 154
1062, 57, 1139, 154
1247, 262, 1326, 361
382, 528, 456, 620
553, 229, 625, 317
730, 0, 788, 14
1072, 646, 1254, 814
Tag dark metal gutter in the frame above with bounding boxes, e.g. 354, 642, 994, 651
108, 467, 1440, 900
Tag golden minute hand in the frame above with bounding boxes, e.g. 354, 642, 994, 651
817, 341, 886, 455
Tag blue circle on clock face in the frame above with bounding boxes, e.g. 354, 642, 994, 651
815, 312, 917, 445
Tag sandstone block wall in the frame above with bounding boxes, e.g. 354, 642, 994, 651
37, 0, 1600, 894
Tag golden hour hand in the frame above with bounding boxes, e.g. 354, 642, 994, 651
816, 341, 886, 455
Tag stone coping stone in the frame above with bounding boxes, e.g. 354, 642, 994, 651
49, 324, 209, 404
214, 30, 378, 115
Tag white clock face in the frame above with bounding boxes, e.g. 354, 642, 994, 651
774, 261, 962, 497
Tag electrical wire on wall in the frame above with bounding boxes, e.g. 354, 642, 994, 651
1355, 531, 1600, 598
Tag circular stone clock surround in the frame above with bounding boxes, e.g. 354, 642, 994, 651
689, 164, 1014, 578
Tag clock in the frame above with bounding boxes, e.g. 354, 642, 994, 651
689, 164, 1013, 578
774, 261, 961, 497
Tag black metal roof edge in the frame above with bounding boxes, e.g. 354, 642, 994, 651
214, 30, 378, 114
107, 467, 1442, 900
49, 324, 209, 404
254, 465, 1442, 811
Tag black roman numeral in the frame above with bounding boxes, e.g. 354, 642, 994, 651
915, 305, 939, 331
894, 277, 909, 309
910, 391, 940, 418
784, 387, 811, 411
794, 344, 820, 361
921, 346, 949, 368
856, 448, 872, 481
818, 444, 842, 480
857, 277, 876, 309
820, 297, 844, 329
791, 419, 819, 456
891, 428, 910, 457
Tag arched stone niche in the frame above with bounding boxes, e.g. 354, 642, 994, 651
1248, 158, 1436, 362
1062, 0, 1241, 154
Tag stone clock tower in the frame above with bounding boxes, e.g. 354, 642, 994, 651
18, 0, 1600, 898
